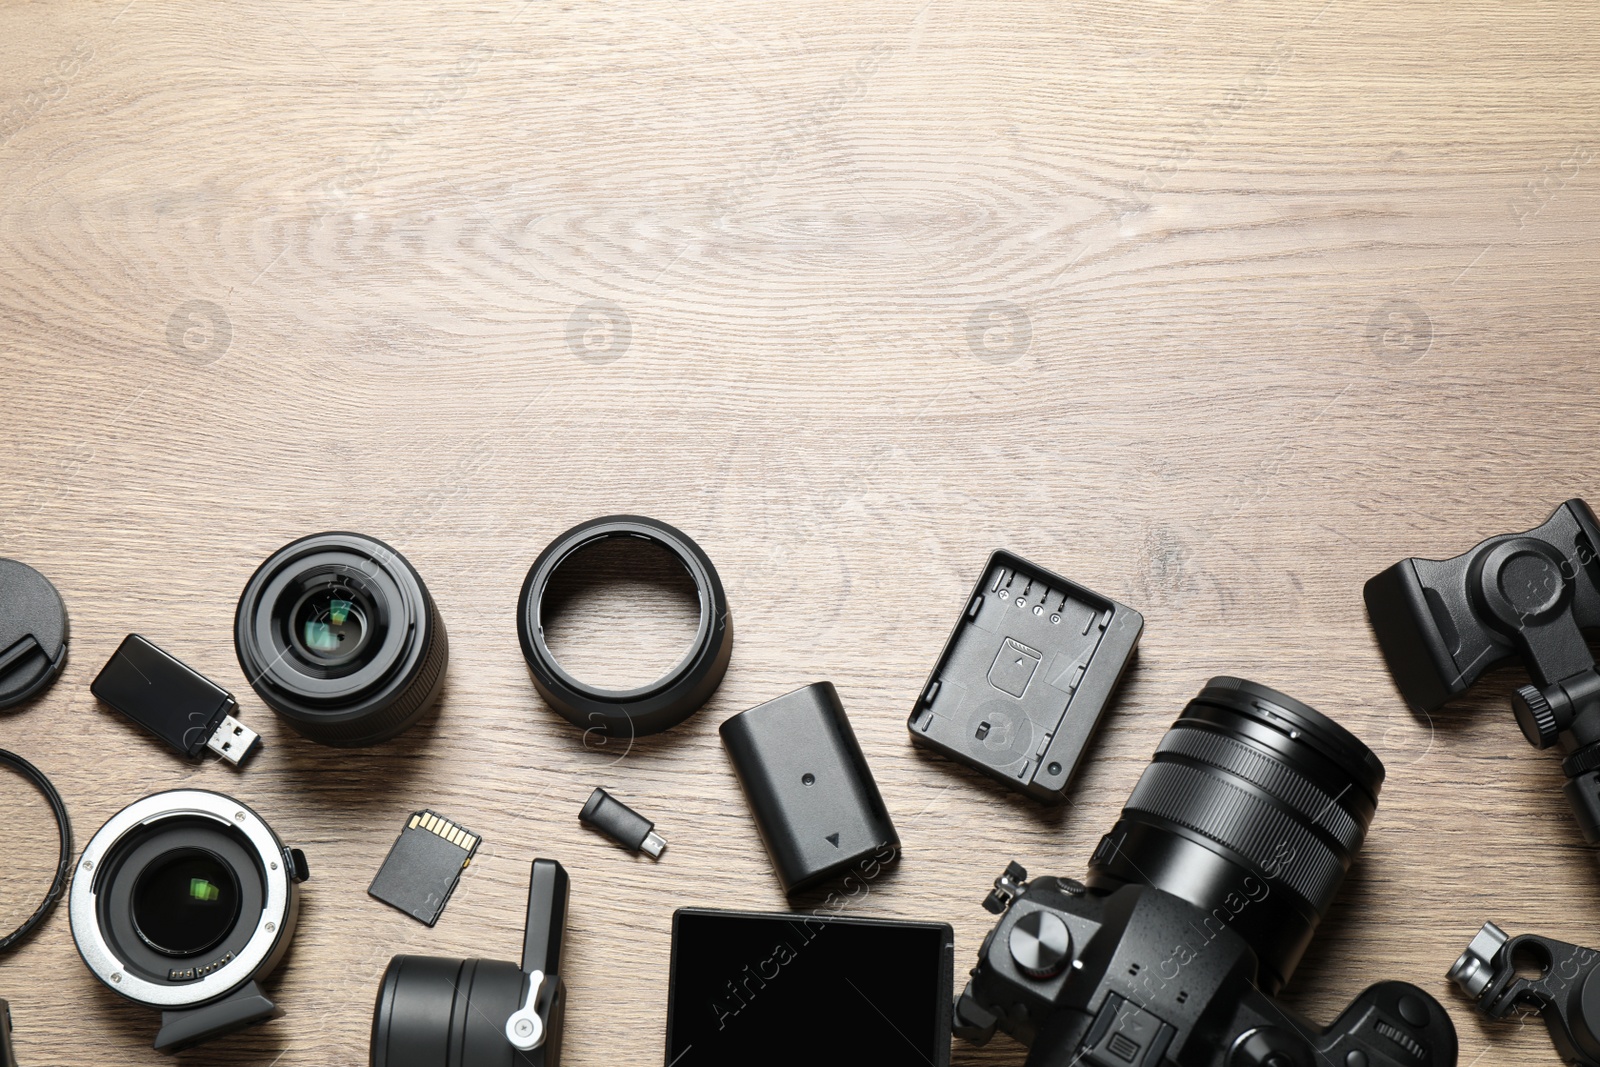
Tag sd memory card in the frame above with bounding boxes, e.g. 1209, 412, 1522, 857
368, 809, 481, 926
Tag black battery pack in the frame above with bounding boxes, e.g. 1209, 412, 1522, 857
907, 550, 1142, 803
720, 683, 900, 896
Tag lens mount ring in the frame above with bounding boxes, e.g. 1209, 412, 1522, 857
69, 790, 293, 1009
517, 516, 732, 737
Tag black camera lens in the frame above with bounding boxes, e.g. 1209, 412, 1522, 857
131, 848, 242, 957
69, 789, 310, 1051
236, 532, 448, 747
1086, 676, 1384, 993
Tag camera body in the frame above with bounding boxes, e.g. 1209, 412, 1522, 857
955, 868, 1455, 1067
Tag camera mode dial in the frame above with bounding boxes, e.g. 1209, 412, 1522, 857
1008, 909, 1070, 980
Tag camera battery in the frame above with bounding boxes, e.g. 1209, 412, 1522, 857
908, 550, 1142, 803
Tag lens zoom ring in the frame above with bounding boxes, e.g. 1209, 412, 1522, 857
1158, 727, 1363, 853
1124, 761, 1345, 907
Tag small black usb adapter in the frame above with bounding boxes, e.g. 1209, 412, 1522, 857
579, 787, 666, 859
91, 634, 260, 765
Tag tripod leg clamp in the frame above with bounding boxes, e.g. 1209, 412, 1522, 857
1450, 921, 1600, 1066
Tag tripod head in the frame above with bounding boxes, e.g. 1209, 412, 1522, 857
1366, 498, 1600, 840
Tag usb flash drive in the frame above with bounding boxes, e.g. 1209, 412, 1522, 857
91, 634, 261, 766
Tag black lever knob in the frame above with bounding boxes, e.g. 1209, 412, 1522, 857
1515, 685, 1563, 748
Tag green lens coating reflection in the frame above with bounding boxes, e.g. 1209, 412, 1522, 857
304, 621, 338, 651
130, 848, 242, 957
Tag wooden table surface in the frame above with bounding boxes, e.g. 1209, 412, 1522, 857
3, 1, 1599, 1064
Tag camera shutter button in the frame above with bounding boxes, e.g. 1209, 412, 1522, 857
1397, 993, 1429, 1027
1008, 910, 1071, 979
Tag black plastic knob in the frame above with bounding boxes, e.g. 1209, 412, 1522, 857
1514, 685, 1561, 748
1008, 910, 1071, 980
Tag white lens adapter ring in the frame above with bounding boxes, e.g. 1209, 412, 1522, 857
69, 789, 292, 1009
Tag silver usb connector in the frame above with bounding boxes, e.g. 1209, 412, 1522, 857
205, 715, 262, 766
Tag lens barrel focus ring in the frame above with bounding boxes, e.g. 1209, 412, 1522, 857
1088, 677, 1384, 993
1152, 725, 1366, 854
1121, 759, 1346, 910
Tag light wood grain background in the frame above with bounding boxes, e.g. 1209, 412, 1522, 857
2, 0, 1599, 1064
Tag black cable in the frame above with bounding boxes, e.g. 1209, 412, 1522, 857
0, 749, 72, 955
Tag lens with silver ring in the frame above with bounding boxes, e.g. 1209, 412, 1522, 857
235, 531, 449, 746
517, 516, 732, 737
69, 789, 309, 1051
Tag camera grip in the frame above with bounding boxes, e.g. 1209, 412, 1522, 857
1310, 981, 1456, 1067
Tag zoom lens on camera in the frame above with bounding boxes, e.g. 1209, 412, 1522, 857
235, 532, 448, 747
68, 789, 309, 1051
953, 677, 1458, 1067
1087, 675, 1383, 992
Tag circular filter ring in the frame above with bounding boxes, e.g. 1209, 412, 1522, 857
0, 749, 73, 955
517, 516, 732, 738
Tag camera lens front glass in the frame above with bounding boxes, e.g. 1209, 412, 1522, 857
289, 582, 374, 667
130, 847, 242, 957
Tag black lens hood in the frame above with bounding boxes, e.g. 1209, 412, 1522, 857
235, 531, 448, 747
517, 516, 732, 738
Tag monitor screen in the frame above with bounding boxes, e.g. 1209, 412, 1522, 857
665, 909, 953, 1067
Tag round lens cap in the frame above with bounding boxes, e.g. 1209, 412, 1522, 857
0, 559, 69, 710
